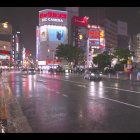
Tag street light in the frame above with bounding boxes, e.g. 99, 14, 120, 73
2, 22, 8, 29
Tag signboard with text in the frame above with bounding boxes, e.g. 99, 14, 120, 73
39, 9, 68, 26
72, 16, 88, 27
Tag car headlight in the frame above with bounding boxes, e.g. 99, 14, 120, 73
99, 73, 102, 76
91, 73, 95, 76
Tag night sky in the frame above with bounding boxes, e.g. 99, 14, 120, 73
0, 7, 140, 57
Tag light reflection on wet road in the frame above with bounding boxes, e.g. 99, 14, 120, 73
2, 71, 140, 132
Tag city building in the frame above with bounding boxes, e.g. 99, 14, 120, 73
117, 20, 129, 49
11, 31, 21, 67
133, 33, 140, 63
103, 18, 118, 52
66, 7, 79, 45
36, 8, 68, 69
0, 22, 12, 68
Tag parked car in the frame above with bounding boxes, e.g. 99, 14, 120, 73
84, 68, 102, 81
27, 68, 36, 74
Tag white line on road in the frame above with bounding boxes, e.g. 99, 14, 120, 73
39, 76, 140, 95
62, 94, 68, 97
105, 86, 140, 94
100, 96, 140, 109
39, 76, 140, 109
60, 79, 140, 109
77, 85, 87, 88
60, 79, 140, 95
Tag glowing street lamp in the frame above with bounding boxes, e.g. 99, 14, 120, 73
2, 22, 8, 29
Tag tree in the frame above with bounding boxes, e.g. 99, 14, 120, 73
111, 48, 132, 71
93, 52, 113, 71
55, 44, 85, 66
113, 48, 132, 64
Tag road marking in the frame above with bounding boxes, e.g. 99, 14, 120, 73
39, 76, 140, 95
100, 96, 140, 109
104, 86, 140, 94
77, 85, 87, 88
60, 79, 140, 95
62, 94, 68, 97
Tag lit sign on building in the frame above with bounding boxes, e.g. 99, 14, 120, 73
0, 54, 10, 60
88, 27, 105, 49
72, 16, 88, 27
39, 9, 68, 26
88, 29, 100, 39
0, 50, 11, 55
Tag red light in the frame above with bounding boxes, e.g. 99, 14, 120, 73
40, 12, 67, 19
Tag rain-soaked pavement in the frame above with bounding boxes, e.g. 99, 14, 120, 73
1, 70, 140, 133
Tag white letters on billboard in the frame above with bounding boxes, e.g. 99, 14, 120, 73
117, 21, 127, 36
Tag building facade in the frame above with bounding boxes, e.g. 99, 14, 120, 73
36, 9, 68, 68
0, 22, 12, 68
103, 19, 118, 52
133, 33, 140, 63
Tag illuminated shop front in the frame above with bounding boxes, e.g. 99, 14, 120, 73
36, 9, 68, 67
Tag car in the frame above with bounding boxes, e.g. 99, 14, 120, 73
21, 68, 28, 73
84, 68, 102, 81
27, 68, 36, 74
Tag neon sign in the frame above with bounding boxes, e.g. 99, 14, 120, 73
72, 16, 88, 27
88, 29, 100, 39
39, 9, 67, 26
0, 50, 11, 55
40, 12, 67, 19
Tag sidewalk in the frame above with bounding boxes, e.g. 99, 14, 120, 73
0, 75, 32, 133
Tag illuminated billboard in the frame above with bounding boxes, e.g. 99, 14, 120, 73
40, 25, 47, 42
39, 25, 67, 43
0, 23, 12, 35
38, 25, 68, 61
0, 54, 10, 60
88, 29, 100, 39
88, 27, 105, 49
48, 27, 65, 42
72, 16, 88, 27
0, 40, 11, 51
39, 9, 67, 26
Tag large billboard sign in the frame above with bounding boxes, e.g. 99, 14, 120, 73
39, 9, 68, 26
39, 25, 67, 43
72, 16, 88, 27
38, 25, 68, 61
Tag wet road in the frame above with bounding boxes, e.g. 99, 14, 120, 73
1, 71, 140, 132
